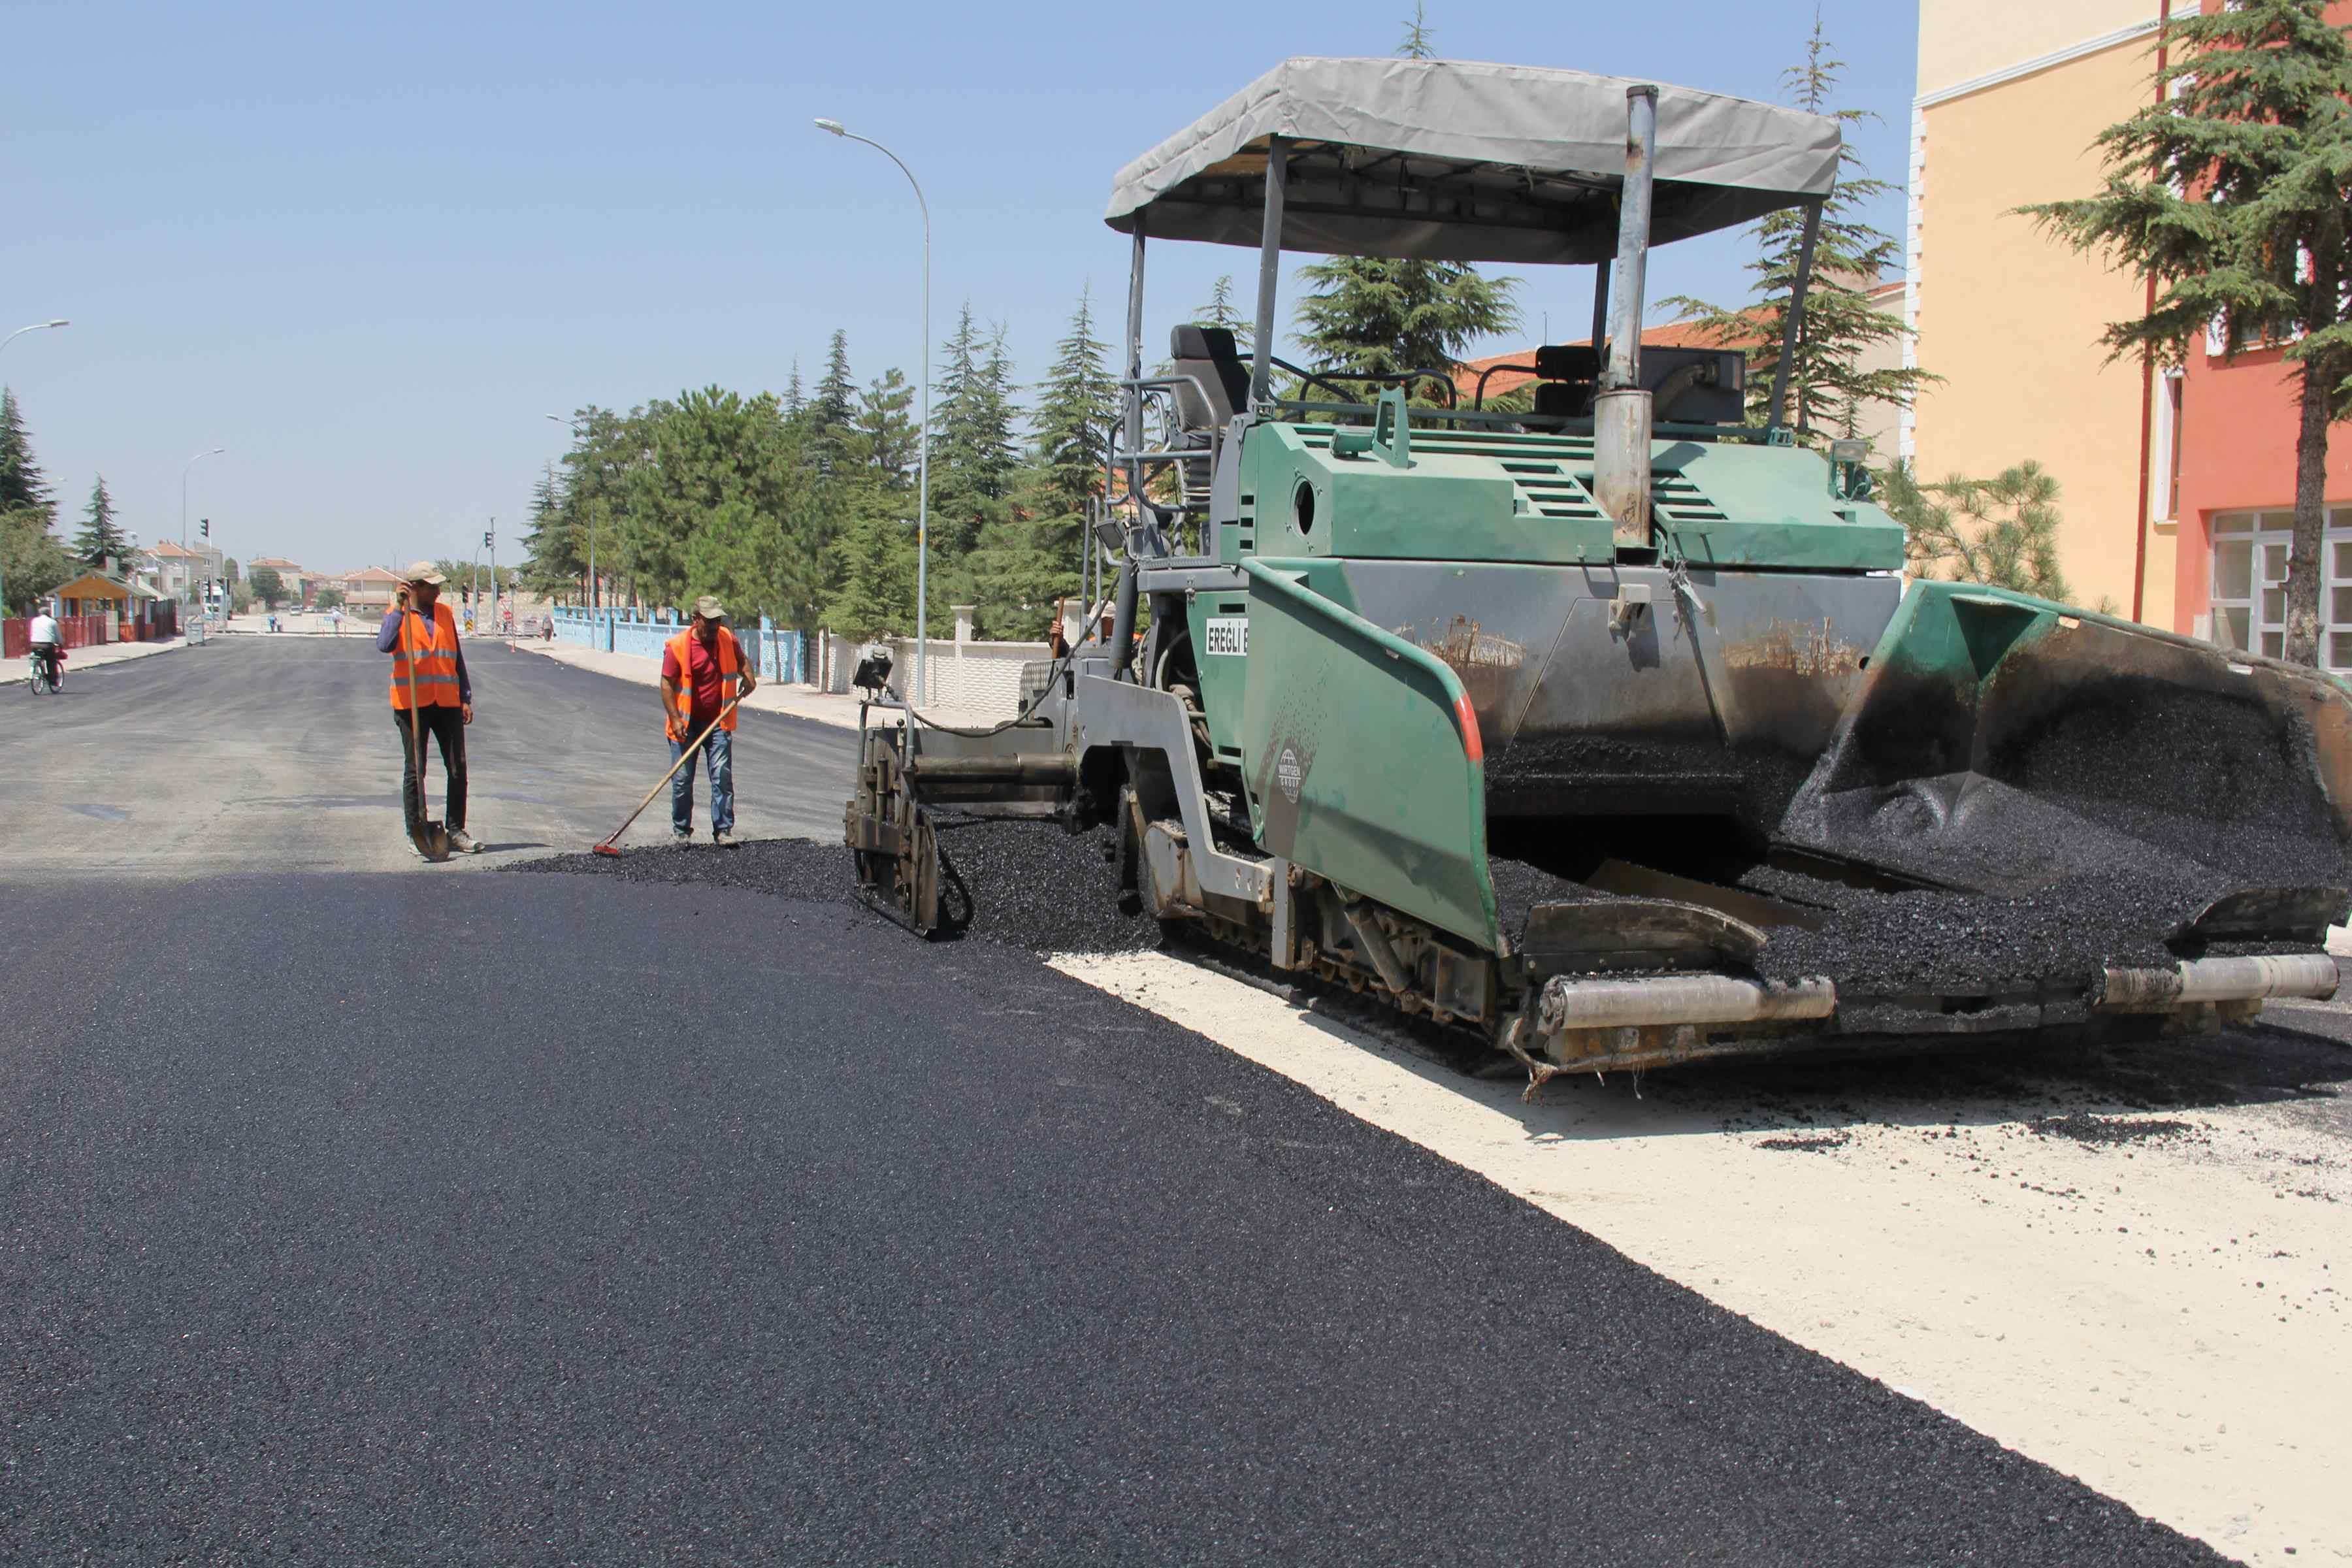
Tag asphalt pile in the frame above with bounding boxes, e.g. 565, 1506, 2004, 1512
512, 816, 1163, 957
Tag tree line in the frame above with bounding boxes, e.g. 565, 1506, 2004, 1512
0, 389, 144, 614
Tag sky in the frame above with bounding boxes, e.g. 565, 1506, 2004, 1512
1, 0, 1919, 574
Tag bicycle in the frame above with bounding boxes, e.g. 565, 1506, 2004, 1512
26, 649, 61, 696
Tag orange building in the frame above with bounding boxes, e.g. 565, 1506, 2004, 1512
1910, 0, 2352, 659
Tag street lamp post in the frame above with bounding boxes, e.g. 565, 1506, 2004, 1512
546, 414, 595, 623
0, 319, 69, 359
180, 447, 225, 611
816, 116, 931, 707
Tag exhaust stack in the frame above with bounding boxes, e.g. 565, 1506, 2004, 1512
1593, 84, 1659, 551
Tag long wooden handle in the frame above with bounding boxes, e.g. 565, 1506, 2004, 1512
598, 696, 744, 848
403, 615, 428, 779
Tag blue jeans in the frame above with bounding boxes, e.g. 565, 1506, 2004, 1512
670, 727, 734, 836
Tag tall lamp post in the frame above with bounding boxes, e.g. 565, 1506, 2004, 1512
0, 320, 69, 609
546, 414, 596, 620
816, 116, 931, 706
0, 319, 69, 359
180, 447, 225, 610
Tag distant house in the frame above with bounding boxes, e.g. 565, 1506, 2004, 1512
52, 570, 135, 619
248, 556, 310, 603
141, 540, 207, 600
336, 566, 402, 613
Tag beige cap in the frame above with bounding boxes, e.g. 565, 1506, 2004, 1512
401, 560, 448, 586
691, 594, 727, 621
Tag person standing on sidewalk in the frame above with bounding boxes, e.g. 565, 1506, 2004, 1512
659, 595, 757, 845
378, 562, 480, 857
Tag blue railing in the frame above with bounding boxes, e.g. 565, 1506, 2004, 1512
549, 606, 804, 682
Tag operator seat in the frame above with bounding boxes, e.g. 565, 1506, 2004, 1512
1169, 325, 1250, 431
1168, 325, 1251, 512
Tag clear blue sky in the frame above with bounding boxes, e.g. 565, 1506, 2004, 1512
2, 0, 1918, 574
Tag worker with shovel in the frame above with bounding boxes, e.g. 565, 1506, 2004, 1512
379, 561, 478, 858
659, 595, 756, 844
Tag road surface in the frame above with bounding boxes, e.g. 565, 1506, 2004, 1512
0, 636, 2288, 1563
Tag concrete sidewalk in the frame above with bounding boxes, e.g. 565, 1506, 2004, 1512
0, 636, 191, 683
511, 638, 1011, 731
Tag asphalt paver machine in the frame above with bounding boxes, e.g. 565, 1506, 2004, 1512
847, 56, 2352, 1075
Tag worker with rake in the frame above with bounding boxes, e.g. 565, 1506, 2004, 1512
659, 595, 756, 845
380, 561, 478, 858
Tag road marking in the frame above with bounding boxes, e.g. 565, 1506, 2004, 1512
1053, 949, 2352, 1567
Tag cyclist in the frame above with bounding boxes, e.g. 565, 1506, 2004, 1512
26, 605, 63, 689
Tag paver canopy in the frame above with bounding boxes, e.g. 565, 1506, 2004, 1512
1105, 56, 1842, 265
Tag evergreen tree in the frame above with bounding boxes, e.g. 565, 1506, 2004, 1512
0, 388, 54, 519
2024, 0, 2352, 662
1192, 275, 1252, 346
74, 475, 128, 568
822, 509, 914, 640
1286, 7, 1520, 394
851, 369, 919, 491
1661, 16, 1933, 442
810, 331, 858, 474
1030, 287, 1116, 521
932, 304, 1023, 561
1887, 460, 2070, 600
783, 359, 806, 421
520, 463, 577, 598
1397, 1, 1435, 60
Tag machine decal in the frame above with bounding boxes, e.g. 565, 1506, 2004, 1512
1205, 615, 1249, 657
1276, 745, 1303, 803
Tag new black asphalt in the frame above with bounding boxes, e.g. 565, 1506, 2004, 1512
0, 870, 2223, 1565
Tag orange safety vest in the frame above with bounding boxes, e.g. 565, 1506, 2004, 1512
389, 602, 463, 710
664, 626, 742, 739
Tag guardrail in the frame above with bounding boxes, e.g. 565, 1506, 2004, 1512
548, 606, 807, 682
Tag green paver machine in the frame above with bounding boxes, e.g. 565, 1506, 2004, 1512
846, 57, 2352, 1073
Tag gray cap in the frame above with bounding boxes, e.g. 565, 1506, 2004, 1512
691, 594, 727, 621
401, 559, 448, 586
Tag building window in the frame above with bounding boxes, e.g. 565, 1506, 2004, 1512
2153, 368, 2184, 522
2210, 506, 2352, 668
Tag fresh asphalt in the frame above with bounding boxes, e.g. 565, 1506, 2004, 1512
0, 638, 2227, 1562
0, 634, 858, 877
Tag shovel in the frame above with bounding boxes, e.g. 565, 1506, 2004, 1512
592, 696, 743, 856
401, 615, 453, 863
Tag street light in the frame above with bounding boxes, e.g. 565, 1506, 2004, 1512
546, 414, 596, 617
817, 116, 932, 706
0, 319, 69, 358
181, 447, 225, 609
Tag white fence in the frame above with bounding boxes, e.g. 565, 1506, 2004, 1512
811, 608, 1051, 717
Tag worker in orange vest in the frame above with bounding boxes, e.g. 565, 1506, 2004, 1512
659, 594, 757, 845
378, 561, 479, 857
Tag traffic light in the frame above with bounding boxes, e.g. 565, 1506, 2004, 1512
483, 530, 493, 549
199, 519, 209, 538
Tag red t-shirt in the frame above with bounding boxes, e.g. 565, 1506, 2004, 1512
662, 634, 728, 727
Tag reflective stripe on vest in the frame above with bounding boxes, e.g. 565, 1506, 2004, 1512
390, 603, 462, 709
665, 627, 741, 736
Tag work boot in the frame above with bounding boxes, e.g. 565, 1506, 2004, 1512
712, 827, 733, 847
447, 829, 480, 855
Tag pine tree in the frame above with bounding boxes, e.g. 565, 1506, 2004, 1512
1397, 1, 1435, 60
2024, 0, 2352, 662
75, 475, 128, 567
1660, 17, 1933, 444
1887, 460, 2071, 600
851, 369, 919, 491
810, 331, 858, 475
932, 304, 1023, 561
521, 462, 578, 598
1192, 275, 1252, 346
0, 388, 54, 519
1030, 287, 1116, 521
1285, 8, 1520, 394
822, 508, 914, 640
783, 359, 806, 421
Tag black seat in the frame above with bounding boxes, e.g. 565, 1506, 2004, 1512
1169, 325, 1250, 430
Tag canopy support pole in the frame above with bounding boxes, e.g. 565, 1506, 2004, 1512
1767, 199, 1825, 436
1248, 137, 1289, 412
1589, 258, 1610, 355
1593, 86, 1659, 550
1124, 220, 1147, 531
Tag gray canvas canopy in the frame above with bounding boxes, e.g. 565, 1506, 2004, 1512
1105, 57, 1841, 265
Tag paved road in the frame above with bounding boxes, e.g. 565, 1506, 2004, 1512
0, 636, 859, 877
0, 872, 2219, 1565
0, 636, 2240, 1561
